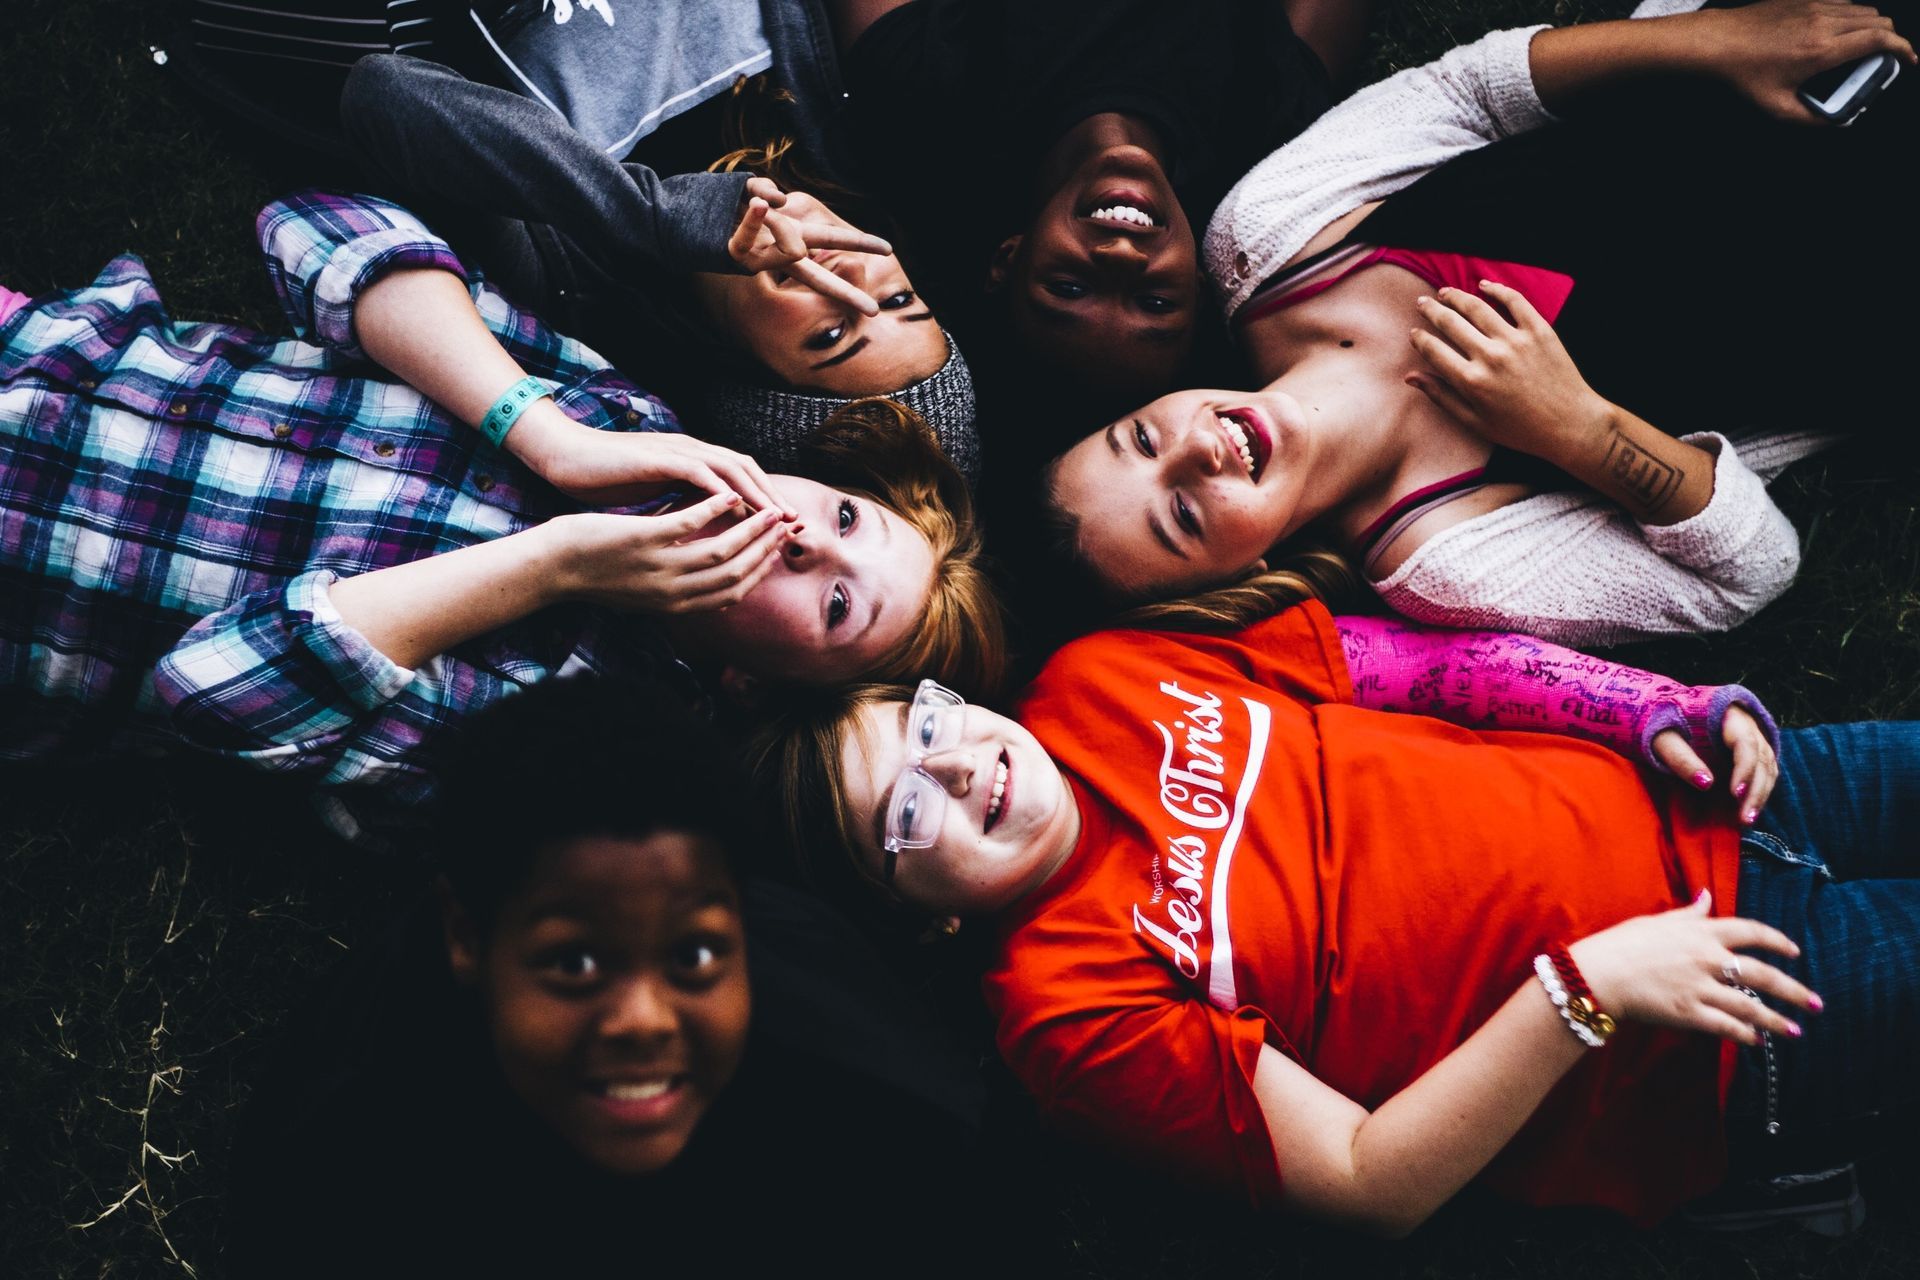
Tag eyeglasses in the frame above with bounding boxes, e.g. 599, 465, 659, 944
880, 678, 967, 883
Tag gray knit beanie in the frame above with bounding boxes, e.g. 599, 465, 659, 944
705, 330, 979, 486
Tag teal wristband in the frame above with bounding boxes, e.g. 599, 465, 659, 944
479, 376, 549, 449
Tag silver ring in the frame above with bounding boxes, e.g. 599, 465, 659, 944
1721, 958, 1744, 985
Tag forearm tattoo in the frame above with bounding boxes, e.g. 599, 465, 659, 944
1602, 431, 1683, 516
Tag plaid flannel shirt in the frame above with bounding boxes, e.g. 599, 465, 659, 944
0, 191, 683, 845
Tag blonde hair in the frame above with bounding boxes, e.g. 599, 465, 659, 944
1109, 548, 1357, 633
741, 681, 912, 921
794, 398, 1007, 698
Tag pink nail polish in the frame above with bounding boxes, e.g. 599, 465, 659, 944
1786, 1022, 1803, 1039
1692, 771, 1712, 788
1743, 808, 1759, 825
1733, 782, 1749, 798
1809, 994, 1825, 1013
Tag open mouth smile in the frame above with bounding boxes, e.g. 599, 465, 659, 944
983, 749, 1010, 834
1216, 409, 1272, 482
1081, 187, 1160, 232
588, 1075, 689, 1123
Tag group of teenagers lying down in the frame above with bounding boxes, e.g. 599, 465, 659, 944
8, 0, 1920, 1260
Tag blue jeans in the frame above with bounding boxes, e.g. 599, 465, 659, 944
1724, 722, 1920, 1177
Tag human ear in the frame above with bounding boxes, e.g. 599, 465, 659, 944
718, 664, 764, 708
438, 877, 482, 986
1245, 558, 1270, 577
984, 236, 1023, 293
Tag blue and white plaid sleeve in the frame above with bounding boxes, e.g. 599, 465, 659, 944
150, 571, 524, 798
257, 191, 471, 358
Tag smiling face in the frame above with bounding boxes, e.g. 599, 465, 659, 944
1048, 388, 1315, 598
838, 698, 1081, 916
997, 145, 1197, 401
457, 831, 751, 1177
683, 474, 939, 686
704, 192, 951, 395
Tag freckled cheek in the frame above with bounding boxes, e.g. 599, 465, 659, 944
719, 575, 815, 647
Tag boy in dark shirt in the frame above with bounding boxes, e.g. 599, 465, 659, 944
228, 676, 989, 1274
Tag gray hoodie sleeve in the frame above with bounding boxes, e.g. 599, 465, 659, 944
342, 54, 749, 279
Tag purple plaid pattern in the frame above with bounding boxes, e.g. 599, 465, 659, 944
0, 191, 680, 845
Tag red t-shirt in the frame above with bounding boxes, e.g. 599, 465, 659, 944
994, 603, 1741, 1223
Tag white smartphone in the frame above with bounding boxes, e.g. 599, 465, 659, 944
1798, 53, 1902, 126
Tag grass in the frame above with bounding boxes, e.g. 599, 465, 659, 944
3, 0, 1919, 1276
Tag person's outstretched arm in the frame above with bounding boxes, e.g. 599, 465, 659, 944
256, 190, 795, 513
325, 496, 788, 670
352, 264, 794, 511
1335, 614, 1780, 819
340, 54, 894, 317
156, 497, 790, 759
342, 54, 747, 278
1207, 0, 1914, 314
1256, 893, 1813, 1235
1531, 0, 1914, 118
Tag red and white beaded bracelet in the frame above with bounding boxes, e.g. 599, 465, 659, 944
1534, 943, 1616, 1048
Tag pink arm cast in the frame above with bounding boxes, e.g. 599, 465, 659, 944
1334, 614, 1779, 774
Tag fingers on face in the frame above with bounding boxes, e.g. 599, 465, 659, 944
703, 457, 784, 517
764, 209, 809, 261
731, 199, 771, 254
743, 176, 787, 207
666, 490, 746, 539
801, 224, 894, 257
791, 257, 880, 315
672, 521, 787, 608
681, 506, 783, 566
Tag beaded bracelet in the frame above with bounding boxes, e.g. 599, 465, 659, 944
479, 376, 550, 449
1534, 943, 1616, 1048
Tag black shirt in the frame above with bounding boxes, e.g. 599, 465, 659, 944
228, 882, 991, 1275
842, 0, 1331, 311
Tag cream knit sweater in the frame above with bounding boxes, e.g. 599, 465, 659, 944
1202, 0, 1841, 647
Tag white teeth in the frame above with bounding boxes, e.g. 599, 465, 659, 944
986, 757, 1009, 824
1218, 416, 1257, 477
1088, 204, 1155, 228
602, 1079, 673, 1101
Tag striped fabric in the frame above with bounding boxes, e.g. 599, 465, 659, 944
182, 0, 440, 70
0, 190, 681, 845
